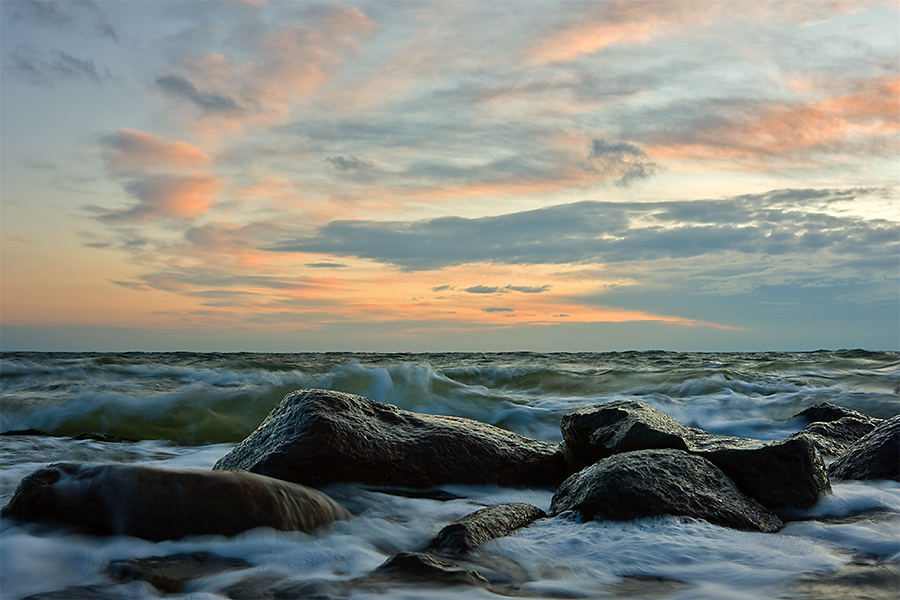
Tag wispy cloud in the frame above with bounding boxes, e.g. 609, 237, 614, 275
5, 45, 111, 85
156, 74, 242, 114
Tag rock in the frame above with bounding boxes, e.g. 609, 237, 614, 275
427, 503, 546, 553
550, 449, 783, 533
1, 462, 351, 541
785, 558, 899, 600
23, 586, 126, 600
214, 389, 568, 489
790, 402, 882, 458
107, 552, 252, 593
371, 552, 491, 587
827, 415, 900, 481
560, 400, 830, 510
790, 417, 880, 458
794, 402, 879, 424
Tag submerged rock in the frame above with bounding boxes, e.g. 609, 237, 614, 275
427, 503, 546, 554
827, 415, 900, 481
214, 389, 568, 489
1, 462, 351, 541
560, 400, 830, 509
372, 552, 491, 587
107, 552, 251, 593
550, 449, 783, 533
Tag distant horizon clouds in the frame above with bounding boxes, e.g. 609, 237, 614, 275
1, 0, 897, 352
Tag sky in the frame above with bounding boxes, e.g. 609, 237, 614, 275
0, 0, 898, 353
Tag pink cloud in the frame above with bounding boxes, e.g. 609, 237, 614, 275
102, 128, 210, 173
110, 173, 222, 221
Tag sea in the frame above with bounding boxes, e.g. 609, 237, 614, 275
0, 350, 898, 599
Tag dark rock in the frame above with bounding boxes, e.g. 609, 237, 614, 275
794, 402, 879, 424
0, 429, 137, 443
560, 400, 830, 509
371, 552, 491, 587
790, 417, 879, 458
214, 389, 568, 489
828, 415, 900, 481
363, 487, 465, 501
427, 503, 546, 553
107, 552, 252, 593
23, 586, 126, 600
1, 428, 52, 437
785, 558, 899, 600
550, 449, 783, 533
1, 462, 351, 541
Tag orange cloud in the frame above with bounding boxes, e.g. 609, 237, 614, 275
529, 1, 721, 63
102, 128, 210, 172
123, 173, 222, 220
647, 77, 899, 164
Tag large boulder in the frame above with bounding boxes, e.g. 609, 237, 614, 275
550, 449, 783, 533
560, 400, 829, 510
427, 503, 546, 554
793, 402, 879, 425
214, 389, 568, 489
789, 402, 882, 458
1, 462, 351, 541
790, 417, 880, 458
827, 415, 900, 481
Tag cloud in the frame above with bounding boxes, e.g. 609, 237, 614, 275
482, 307, 514, 313
325, 155, 372, 170
102, 173, 222, 221
507, 285, 552, 294
4, 0, 121, 42
271, 188, 897, 273
583, 139, 660, 187
156, 74, 242, 114
101, 129, 210, 173
5, 45, 111, 85
528, 1, 722, 63
463, 284, 552, 294
465, 285, 502, 294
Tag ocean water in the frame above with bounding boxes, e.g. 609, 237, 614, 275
0, 351, 898, 599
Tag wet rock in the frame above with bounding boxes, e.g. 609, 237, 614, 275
794, 402, 880, 425
550, 449, 783, 533
107, 552, 252, 593
23, 586, 127, 600
561, 400, 830, 509
214, 389, 568, 489
784, 558, 899, 600
790, 417, 880, 458
427, 503, 546, 553
1, 462, 351, 541
371, 552, 491, 587
827, 415, 900, 481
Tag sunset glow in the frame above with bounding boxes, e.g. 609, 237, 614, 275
1, 0, 897, 352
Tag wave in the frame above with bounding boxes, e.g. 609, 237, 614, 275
1, 351, 897, 445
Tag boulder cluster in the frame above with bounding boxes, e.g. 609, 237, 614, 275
4, 389, 898, 598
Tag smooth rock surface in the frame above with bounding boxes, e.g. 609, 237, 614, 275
550, 449, 783, 533
561, 400, 830, 509
214, 389, 568, 488
1, 462, 351, 541
427, 503, 546, 553
827, 415, 900, 481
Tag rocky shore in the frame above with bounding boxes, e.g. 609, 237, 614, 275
4, 390, 898, 599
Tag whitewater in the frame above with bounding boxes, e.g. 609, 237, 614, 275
1, 351, 898, 599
